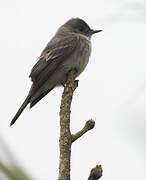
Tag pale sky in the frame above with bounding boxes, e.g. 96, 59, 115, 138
0, 0, 146, 180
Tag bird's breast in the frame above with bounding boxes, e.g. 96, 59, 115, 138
76, 36, 91, 75
63, 35, 91, 77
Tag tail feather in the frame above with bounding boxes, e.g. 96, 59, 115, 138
10, 96, 30, 126
30, 88, 53, 108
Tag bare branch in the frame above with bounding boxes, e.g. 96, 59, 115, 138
58, 70, 98, 180
58, 70, 77, 180
71, 119, 95, 142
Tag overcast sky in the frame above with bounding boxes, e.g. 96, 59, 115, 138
0, 0, 146, 180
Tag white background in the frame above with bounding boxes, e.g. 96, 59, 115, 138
0, 0, 146, 179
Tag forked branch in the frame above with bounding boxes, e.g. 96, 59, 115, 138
58, 70, 102, 180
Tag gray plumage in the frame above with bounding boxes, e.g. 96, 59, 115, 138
10, 18, 102, 126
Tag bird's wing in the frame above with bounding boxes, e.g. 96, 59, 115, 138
29, 36, 78, 90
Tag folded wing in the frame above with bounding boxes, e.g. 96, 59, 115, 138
29, 36, 78, 94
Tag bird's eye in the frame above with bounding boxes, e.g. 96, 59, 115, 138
79, 26, 84, 32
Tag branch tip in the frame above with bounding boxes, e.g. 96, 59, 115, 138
85, 119, 95, 130
88, 165, 103, 180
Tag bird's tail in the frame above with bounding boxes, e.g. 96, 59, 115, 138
10, 96, 30, 126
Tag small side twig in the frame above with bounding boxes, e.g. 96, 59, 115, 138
71, 119, 95, 142
88, 165, 103, 180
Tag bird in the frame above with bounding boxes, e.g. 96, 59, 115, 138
10, 18, 102, 126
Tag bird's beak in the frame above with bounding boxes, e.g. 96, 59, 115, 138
90, 29, 102, 35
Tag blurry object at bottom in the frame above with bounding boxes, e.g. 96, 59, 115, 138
0, 135, 33, 180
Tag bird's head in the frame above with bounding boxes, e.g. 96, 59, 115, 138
62, 18, 102, 38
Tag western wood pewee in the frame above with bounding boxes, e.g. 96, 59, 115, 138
10, 18, 102, 126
